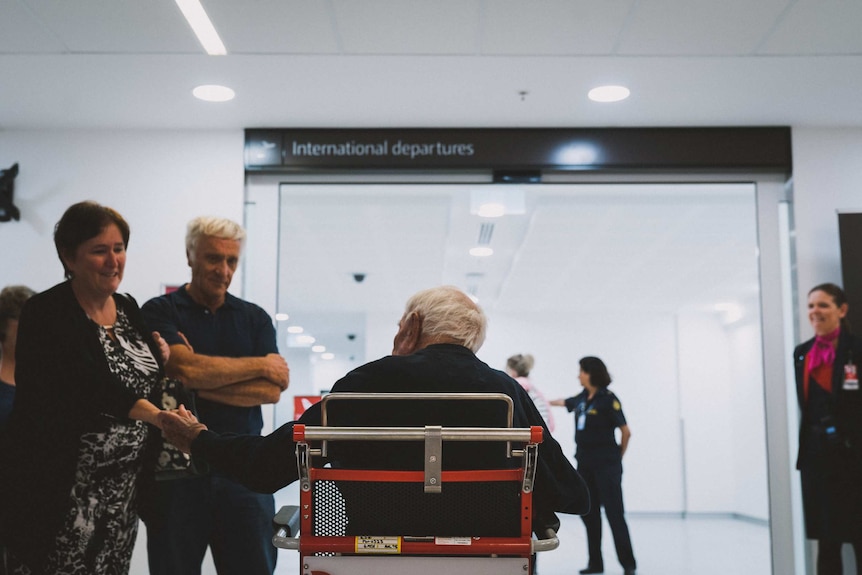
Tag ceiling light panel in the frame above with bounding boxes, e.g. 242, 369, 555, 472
193, 84, 235, 102
175, 0, 227, 55
588, 85, 631, 102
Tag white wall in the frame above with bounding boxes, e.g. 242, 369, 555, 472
676, 309, 769, 521
792, 128, 862, 329
480, 311, 685, 513
0, 129, 246, 575
0, 130, 245, 298
677, 312, 735, 513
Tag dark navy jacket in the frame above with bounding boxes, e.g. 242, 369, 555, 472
192, 343, 590, 530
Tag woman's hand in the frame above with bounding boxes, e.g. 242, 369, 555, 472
153, 331, 170, 364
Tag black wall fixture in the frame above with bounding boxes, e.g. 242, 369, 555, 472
839, 212, 862, 334
0, 163, 20, 222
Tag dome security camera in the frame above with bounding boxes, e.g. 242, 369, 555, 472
353, 273, 366, 283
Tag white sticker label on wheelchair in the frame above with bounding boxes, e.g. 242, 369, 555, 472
355, 536, 401, 553
434, 537, 472, 545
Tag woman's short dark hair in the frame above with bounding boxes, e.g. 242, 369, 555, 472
809, 282, 852, 334
54, 201, 130, 279
579, 356, 612, 388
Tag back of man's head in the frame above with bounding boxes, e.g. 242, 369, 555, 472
404, 285, 487, 353
185, 216, 246, 255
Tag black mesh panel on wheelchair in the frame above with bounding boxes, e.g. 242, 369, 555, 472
311, 478, 523, 538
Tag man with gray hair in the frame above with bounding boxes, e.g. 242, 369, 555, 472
142, 216, 289, 575
160, 285, 589, 535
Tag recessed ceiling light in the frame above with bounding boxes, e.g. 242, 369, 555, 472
477, 202, 506, 218
311, 345, 326, 353
469, 246, 494, 257
287, 325, 304, 334
193, 84, 235, 102
470, 188, 526, 216
321, 352, 335, 360
588, 85, 631, 103
275, 313, 289, 321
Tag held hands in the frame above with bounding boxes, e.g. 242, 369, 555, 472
158, 404, 207, 454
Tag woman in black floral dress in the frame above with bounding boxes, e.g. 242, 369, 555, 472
0, 202, 170, 575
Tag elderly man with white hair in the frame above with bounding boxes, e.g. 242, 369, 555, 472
160, 285, 589, 535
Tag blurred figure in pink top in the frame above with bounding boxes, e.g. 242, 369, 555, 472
506, 353, 554, 432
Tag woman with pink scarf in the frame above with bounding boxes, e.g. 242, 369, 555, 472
794, 283, 862, 575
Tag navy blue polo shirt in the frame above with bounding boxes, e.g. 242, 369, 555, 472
142, 285, 278, 435
564, 387, 627, 467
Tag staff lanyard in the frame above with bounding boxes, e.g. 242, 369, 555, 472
577, 396, 597, 431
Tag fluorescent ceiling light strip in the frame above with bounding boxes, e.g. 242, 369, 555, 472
175, 0, 227, 55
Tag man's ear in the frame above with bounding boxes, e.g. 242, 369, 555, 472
393, 311, 422, 356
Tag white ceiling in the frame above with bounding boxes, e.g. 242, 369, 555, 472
1, 0, 861, 129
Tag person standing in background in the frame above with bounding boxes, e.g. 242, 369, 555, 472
505, 353, 554, 575
794, 283, 862, 575
0, 285, 36, 429
142, 216, 289, 575
0, 201, 170, 575
506, 353, 555, 432
551, 356, 636, 575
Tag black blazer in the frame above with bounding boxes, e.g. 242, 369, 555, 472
794, 331, 862, 469
0, 281, 165, 567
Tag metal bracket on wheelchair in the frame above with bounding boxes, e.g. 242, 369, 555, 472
532, 527, 560, 553
424, 425, 443, 493
272, 505, 301, 550
297, 442, 311, 492
522, 443, 539, 493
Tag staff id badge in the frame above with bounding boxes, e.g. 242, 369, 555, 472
844, 363, 859, 390
577, 413, 587, 430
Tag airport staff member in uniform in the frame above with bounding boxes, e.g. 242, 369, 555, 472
794, 283, 862, 575
552, 356, 636, 575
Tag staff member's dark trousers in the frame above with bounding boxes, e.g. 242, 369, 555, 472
816, 539, 862, 575
579, 461, 636, 571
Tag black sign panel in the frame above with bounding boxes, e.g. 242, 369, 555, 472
245, 127, 791, 174
839, 212, 862, 333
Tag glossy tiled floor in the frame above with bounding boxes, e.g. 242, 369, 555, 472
539, 513, 772, 575
269, 511, 771, 575
130, 501, 771, 575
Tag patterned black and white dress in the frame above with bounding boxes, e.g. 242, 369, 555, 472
9, 308, 161, 575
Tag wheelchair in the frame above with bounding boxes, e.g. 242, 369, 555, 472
272, 392, 559, 575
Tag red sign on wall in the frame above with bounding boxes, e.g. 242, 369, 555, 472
294, 395, 322, 420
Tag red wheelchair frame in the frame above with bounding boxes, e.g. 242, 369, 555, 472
273, 393, 559, 575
